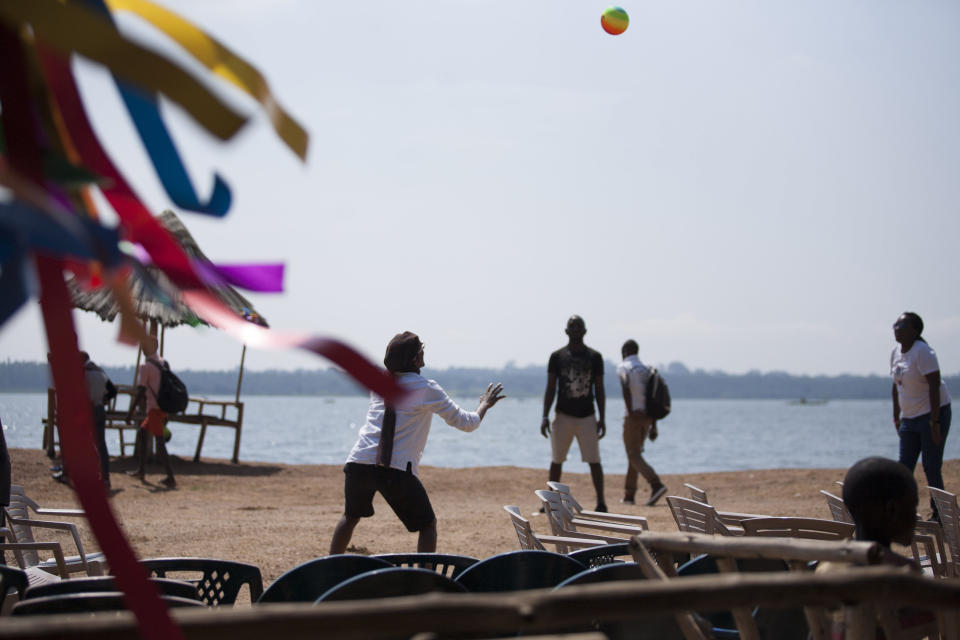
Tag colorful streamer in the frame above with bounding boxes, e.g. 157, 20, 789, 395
116, 84, 233, 216
198, 262, 285, 294
2, 3, 406, 638
0, 20, 183, 640
79, 0, 234, 216
105, 0, 309, 160
0, 0, 247, 141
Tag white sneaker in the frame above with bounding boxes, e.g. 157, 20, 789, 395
646, 485, 667, 506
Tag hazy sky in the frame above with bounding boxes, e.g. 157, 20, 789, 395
2, 0, 959, 376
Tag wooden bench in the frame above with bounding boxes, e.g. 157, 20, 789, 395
43, 387, 245, 464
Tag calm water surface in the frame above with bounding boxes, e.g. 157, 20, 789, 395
2, 393, 957, 474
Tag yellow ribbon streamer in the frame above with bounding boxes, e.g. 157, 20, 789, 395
0, 0, 246, 142
106, 0, 309, 161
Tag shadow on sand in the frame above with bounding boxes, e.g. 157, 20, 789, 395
111, 455, 284, 478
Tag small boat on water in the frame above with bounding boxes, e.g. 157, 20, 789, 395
788, 397, 829, 406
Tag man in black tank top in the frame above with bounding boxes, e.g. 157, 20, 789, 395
540, 315, 608, 511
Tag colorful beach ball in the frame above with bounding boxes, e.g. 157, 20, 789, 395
601, 6, 629, 35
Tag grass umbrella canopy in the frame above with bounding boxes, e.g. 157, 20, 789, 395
68, 210, 268, 329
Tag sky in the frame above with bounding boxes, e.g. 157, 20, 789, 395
2, 0, 959, 376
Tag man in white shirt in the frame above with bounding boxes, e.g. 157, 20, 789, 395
616, 340, 666, 506
329, 332, 505, 554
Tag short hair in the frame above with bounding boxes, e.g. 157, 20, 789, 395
621, 340, 639, 356
383, 331, 422, 373
842, 457, 917, 518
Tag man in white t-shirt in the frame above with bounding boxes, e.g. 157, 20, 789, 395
891, 311, 952, 519
616, 339, 666, 506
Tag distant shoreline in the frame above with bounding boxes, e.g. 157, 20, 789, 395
5, 359, 956, 400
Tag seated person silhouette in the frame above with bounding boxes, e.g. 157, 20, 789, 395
820, 456, 935, 637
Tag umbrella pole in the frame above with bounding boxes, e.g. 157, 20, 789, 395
159, 323, 165, 357
235, 344, 246, 404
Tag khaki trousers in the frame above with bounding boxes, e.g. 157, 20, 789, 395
623, 412, 661, 498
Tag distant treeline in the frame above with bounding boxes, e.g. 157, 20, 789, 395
3, 359, 958, 400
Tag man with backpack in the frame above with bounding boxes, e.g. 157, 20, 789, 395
127, 336, 176, 487
616, 339, 667, 506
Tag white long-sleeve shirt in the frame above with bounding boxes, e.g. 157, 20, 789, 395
346, 372, 481, 476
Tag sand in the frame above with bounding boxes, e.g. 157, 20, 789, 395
9, 448, 959, 587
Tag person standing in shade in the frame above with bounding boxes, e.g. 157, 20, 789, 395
616, 340, 667, 506
540, 315, 608, 512
330, 332, 505, 554
127, 336, 176, 488
891, 311, 952, 520
82, 351, 117, 490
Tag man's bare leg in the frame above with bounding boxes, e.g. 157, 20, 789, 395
417, 520, 438, 552
549, 462, 562, 483
157, 436, 176, 487
330, 515, 359, 555
589, 462, 607, 511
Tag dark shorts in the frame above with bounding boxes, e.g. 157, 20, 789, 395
343, 462, 436, 532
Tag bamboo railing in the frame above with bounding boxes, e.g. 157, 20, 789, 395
0, 567, 957, 640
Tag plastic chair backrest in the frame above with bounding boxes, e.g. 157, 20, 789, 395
315, 567, 466, 603
11, 592, 203, 616
554, 561, 646, 588
372, 553, 478, 579
677, 553, 807, 638
0, 564, 28, 610
258, 555, 393, 603
820, 490, 854, 524
24, 576, 198, 601
141, 557, 263, 604
503, 505, 546, 551
928, 486, 960, 574
454, 550, 585, 593
568, 542, 632, 567
740, 517, 854, 540
684, 483, 709, 504
666, 496, 732, 535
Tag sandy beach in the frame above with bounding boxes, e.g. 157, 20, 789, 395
9, 448, 960, 589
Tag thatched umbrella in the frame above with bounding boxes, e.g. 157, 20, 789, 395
67, 209, 268, 400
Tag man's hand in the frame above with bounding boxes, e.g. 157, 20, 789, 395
894, 416, 901, 434
541, 417, 550, 438
476, 383, 506, 420
932, 420, 942, 445
649, 422, 658, 441
597, 419, 606, 440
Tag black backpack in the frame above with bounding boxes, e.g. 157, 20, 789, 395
645, 368, 671, 421
148, 359, 189, 414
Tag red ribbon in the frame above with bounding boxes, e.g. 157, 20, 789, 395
0, 23, 183, 640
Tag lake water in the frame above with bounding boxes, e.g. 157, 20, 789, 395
1, 393, 957, 474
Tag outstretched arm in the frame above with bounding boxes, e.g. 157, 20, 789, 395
541, 372, 557, 437
476, 383, 506, 420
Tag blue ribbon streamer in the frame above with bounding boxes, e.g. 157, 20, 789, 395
81, 0, 232, 217
0, 200, 122, 265
116, 83, 232, 216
